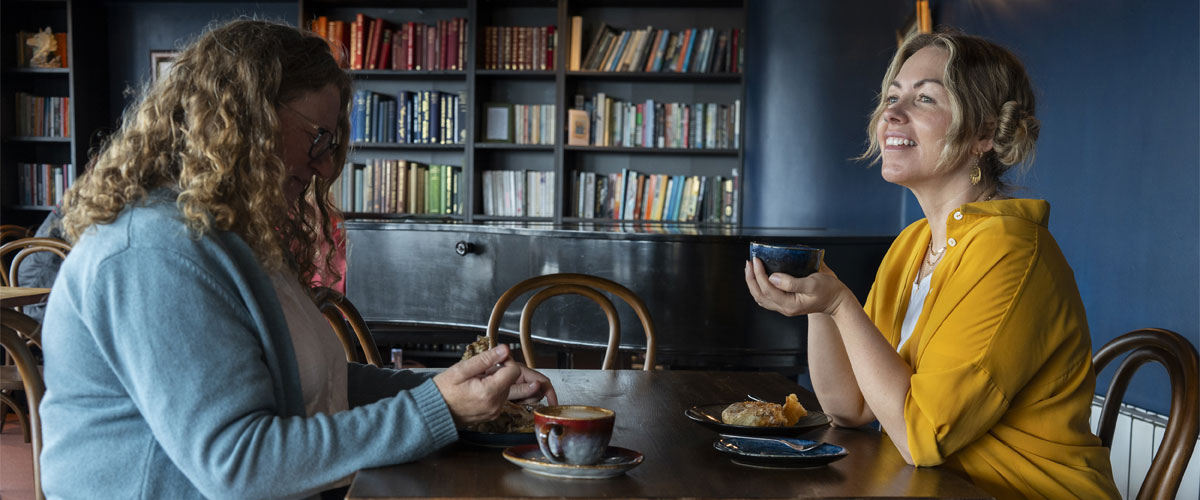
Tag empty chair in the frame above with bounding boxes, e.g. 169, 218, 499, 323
487, 273, 656, 370
0, 309, 45, 500
311, 286, 383, 366
0, 237, 71, 287
1093, 328, 1199, 500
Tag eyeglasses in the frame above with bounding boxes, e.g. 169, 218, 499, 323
281, 104, 340, 160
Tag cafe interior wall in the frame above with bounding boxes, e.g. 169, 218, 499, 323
744, 0, 1200, 416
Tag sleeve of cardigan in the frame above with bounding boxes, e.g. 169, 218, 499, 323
86, 248, 458, 499
902, 227, 1049, 466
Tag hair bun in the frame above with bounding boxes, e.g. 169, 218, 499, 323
992, 100, 1039, 167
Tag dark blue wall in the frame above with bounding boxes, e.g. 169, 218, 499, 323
103, 1, 296, 125
747, 0, 1200, 414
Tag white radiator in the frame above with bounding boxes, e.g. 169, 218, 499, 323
1090, 396, 1200, 499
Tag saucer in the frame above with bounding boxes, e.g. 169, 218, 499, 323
713, 436, 847, 469
502, 444, 643, 479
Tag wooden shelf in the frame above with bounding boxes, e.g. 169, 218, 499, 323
474, 215, 555, 222
350, 142, 465, 150
4, 136, 72, 143
564, 145, 738, 156
4, 205, 55, 212
475, 143, 554, 151
4, 67, 70, 75
566, 70, 741, 82
342, 212, 464, 221
348, 69, 466, 80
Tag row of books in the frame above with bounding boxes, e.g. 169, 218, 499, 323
14, 30, 68, 68
15, 162, 74, 207
481, 25, 557, 71
570, 170, 738, 224
481, 170, 555, 218
14, 93, 69, 138
486, 104, 555, 145
332, 159, 463, 215
574, 94, 740, 149
573, 18, 742, 74
312, 15, 467, 71
351, 90, 467, 145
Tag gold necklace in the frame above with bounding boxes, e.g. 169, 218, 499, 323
925, 240, 946, 267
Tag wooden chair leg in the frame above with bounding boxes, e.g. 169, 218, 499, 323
0, 390, 31, 443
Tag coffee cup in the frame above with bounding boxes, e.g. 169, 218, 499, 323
749, 241, 825, 277
534, 405, 615, 465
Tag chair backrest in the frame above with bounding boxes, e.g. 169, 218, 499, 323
0, 237, 71, 287
487, 273, 657, 370
1, 309, 45, 500
311, 286, 383, 366
1093, 328, 1199, 500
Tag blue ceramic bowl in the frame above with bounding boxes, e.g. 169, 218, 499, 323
749, 242, 824, 277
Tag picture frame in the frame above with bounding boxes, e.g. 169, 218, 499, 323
150, 50, 179, 82
483, 102, 514, 143
567, 109, 590, 146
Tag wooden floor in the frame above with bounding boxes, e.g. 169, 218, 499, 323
0, 412, 36, 500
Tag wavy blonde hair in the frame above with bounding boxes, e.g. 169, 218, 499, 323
860, 30, 1040, 192
61, 19, 351, 286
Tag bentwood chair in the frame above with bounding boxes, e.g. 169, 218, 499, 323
1094, 328, 1199, 500
0, 237, 71, 287
311, 286, 383, 366
487, 273, 657, 370
0, 310, 45, 500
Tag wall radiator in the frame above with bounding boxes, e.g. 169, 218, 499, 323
1090, 396, 1200, 499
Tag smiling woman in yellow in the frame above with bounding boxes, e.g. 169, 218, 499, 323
745, 30, 1119, 500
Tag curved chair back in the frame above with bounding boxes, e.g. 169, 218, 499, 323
311, 286, 383, 366
0, 225, 32, 244
1094, 328, 1199, 500
0, 237, 71, 286
487, 273, 656, 370
0, 309, 45, 500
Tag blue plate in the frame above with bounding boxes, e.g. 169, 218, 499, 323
713, 436, 847, 468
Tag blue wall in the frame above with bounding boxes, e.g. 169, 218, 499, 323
746, 0, 1200, 414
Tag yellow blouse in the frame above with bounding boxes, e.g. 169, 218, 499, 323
863, 199, 1119, 500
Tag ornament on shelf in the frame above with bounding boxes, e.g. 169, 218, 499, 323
28, 27, 61, 68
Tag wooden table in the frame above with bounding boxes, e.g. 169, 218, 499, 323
347, 370, 993, 499
0, 286, 51, 308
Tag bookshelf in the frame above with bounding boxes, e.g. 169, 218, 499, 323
300, 0, 745, 226
0, 0, 107, 228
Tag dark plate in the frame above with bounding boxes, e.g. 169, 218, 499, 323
502, 444, 644, 479
459, 430, 536, 448
684, 403, 831, 436
713, 436, 847, 469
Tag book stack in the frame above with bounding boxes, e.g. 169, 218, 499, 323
14, 93, 69, 137
16, 162, 73, 207
481, 170, 555, 217
312, 15, 467, 71
332, 160, 462, 215
574, 94, 739, 150
351, 89, 467, 145
573, 19, 741, 73
481, 25, 557, 70
570, 169, 738, 224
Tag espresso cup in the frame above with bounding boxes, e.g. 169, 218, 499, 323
534, 405, 615, 465
749, 241, 825, 277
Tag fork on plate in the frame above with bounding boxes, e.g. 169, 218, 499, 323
719, 434, 824, 453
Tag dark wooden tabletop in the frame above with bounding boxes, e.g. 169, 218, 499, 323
0, 286, 50, 308
347, 369, 994, 499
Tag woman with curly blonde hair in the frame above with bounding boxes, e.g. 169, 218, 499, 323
40, 19, 555, 499
746, 30, 1118, 499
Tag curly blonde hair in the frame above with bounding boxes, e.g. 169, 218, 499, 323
860, 30, 1040, 192
61, 19, 351, 286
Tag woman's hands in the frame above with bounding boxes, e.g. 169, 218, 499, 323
744, 259, 852, 317
432, 344, 558, 427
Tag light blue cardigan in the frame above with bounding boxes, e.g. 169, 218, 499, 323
39, 192, 459, 499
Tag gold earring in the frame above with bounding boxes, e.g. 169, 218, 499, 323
969, 153, 982, 185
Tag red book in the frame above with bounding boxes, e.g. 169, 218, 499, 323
365, 17, 381, 70
405, 23, 416, 70
378, 29, 393, 70
458, 19, 467, 71
415, 24, 425, 70
353, 14, 367, 70
391, 29, 403, 71
447, 19, 459, 70
730, 29, 738, 73
426, 23, 437, 71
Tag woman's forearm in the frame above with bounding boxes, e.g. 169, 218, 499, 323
829, 294, 915, 464
807, 313, 873, 425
